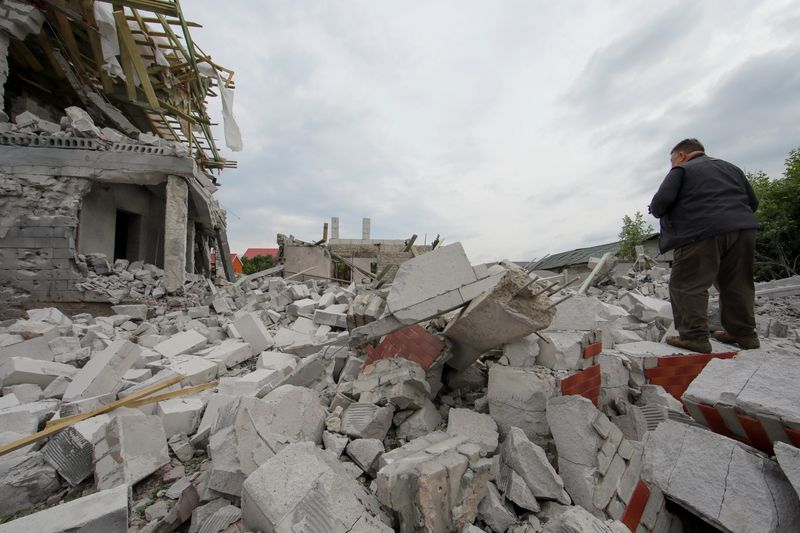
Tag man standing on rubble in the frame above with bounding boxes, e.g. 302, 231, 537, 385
649, 138, 760, 353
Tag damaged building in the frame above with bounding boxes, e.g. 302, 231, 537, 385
279, 216, 435, 283
0, 0, 239, 309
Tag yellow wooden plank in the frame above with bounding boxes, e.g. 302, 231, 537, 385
126, 380, 218, 407
114, 9, 161, 110
1, 375, 184, 456
80, 0, 114, 92
53, 10, 87, 78
10, 39, 43, 72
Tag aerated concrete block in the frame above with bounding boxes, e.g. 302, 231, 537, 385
0, 483, 128, 533
233, 312, 274, 353
63, 340, 141, 402
94, 414, 170, 490
488, 365, 556, 444
158, 397, 205, 438
205, 339, 253, 368
0, 356, 77, 387
153, 329, 208, 358
446, 408, 498, 455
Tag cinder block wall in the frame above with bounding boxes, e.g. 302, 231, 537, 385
0, 173, 89, 301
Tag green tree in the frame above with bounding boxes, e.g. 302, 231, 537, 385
618, 211, 654, 261
241, 254, 274, 275
747, 147, 800, 280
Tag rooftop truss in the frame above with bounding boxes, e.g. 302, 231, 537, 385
8, 0, 236, 171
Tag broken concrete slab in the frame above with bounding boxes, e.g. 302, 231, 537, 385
345, 438, 385, 477
396, 399, 443, 440
444, 269, 556, 370
242, 442, 392, 532
682, 350, 800, 451
377, 431, 492, 532
94, 414, 170, 490
63, 339, 141, 401
775, 442, 800, 500
153, 329, 208, 358
500, 426, 564, 501
618, 291, 672, 323
541, 506, 629, 533
111, 303, 148, 321
446, 407, 498, 455
488, 365, 557, 444
502, 333, 540, 367
0, 483, 128, 533
477, 481, 517, 533
643, 420, 800, 532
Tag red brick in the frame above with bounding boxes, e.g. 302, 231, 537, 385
785, 427, 800, 448
364, 325, 445, 369
621, 480, 651, 532
697, 403, 732, 437
583, 341, 602, 358
737, 414, 773, 455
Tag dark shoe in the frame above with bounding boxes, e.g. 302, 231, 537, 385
712, 330, 760, 349
665, 335, 712, 353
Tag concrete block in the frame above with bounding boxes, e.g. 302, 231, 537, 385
205, 339, 253, 368
63, 340, 141, 401
446, 408, 498, 455
537, 330, 590, 371
618, 291, 672, 323
323, 431, 350, 457
503, 332, 540, 367
111, 304, 148, 320
242, 442, 392, 532
94, 414, 170, 490
488, 365, 557, 444
643, 421, 800, 532
287, 297, 317, 317
0, 356, 77, 387
153, 329, 208, 358
256, 351, 297, 374
217, 368, 283, 397
353, 357, 430, 410
2, 383, 41, 403
313, 304, 348, 328
233, 312, 274, 353
158, 397, 205, 438
341, 402, 394, 440
165, 355, 219, 386
0, 330, 57, 362
0, 483, 128, 533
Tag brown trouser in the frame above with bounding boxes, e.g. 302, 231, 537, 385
668, 229, 757, 339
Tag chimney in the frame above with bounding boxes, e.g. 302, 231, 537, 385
330, 217, 339, 240
362, 217, 371, 240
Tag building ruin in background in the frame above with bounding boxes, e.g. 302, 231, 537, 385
0, 0, 239, 306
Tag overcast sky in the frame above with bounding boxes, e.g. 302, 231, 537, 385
185, 0, 800, 263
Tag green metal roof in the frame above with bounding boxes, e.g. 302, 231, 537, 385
535, 241, 621, 270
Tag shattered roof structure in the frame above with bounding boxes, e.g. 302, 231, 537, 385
2, 0, 237, 174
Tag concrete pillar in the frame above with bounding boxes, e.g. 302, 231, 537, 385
362, 217, 371, 241
0, 32, 9, 122
185, 220, 196, 274
331, 217, 340, 240
164, 176, 188, 293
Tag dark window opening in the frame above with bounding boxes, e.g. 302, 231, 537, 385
114, 210, 142, 261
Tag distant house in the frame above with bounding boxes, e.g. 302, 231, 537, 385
243, 247, 280, 260
527, 234, 672, 275
211, 253, 243, 274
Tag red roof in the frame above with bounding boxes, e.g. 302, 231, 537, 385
242, 247, 279, 260
210, 253, 240, 265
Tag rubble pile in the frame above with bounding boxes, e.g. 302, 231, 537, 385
0, 243, 798, 533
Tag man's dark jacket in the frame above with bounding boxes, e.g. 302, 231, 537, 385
649, 154, 759, 253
